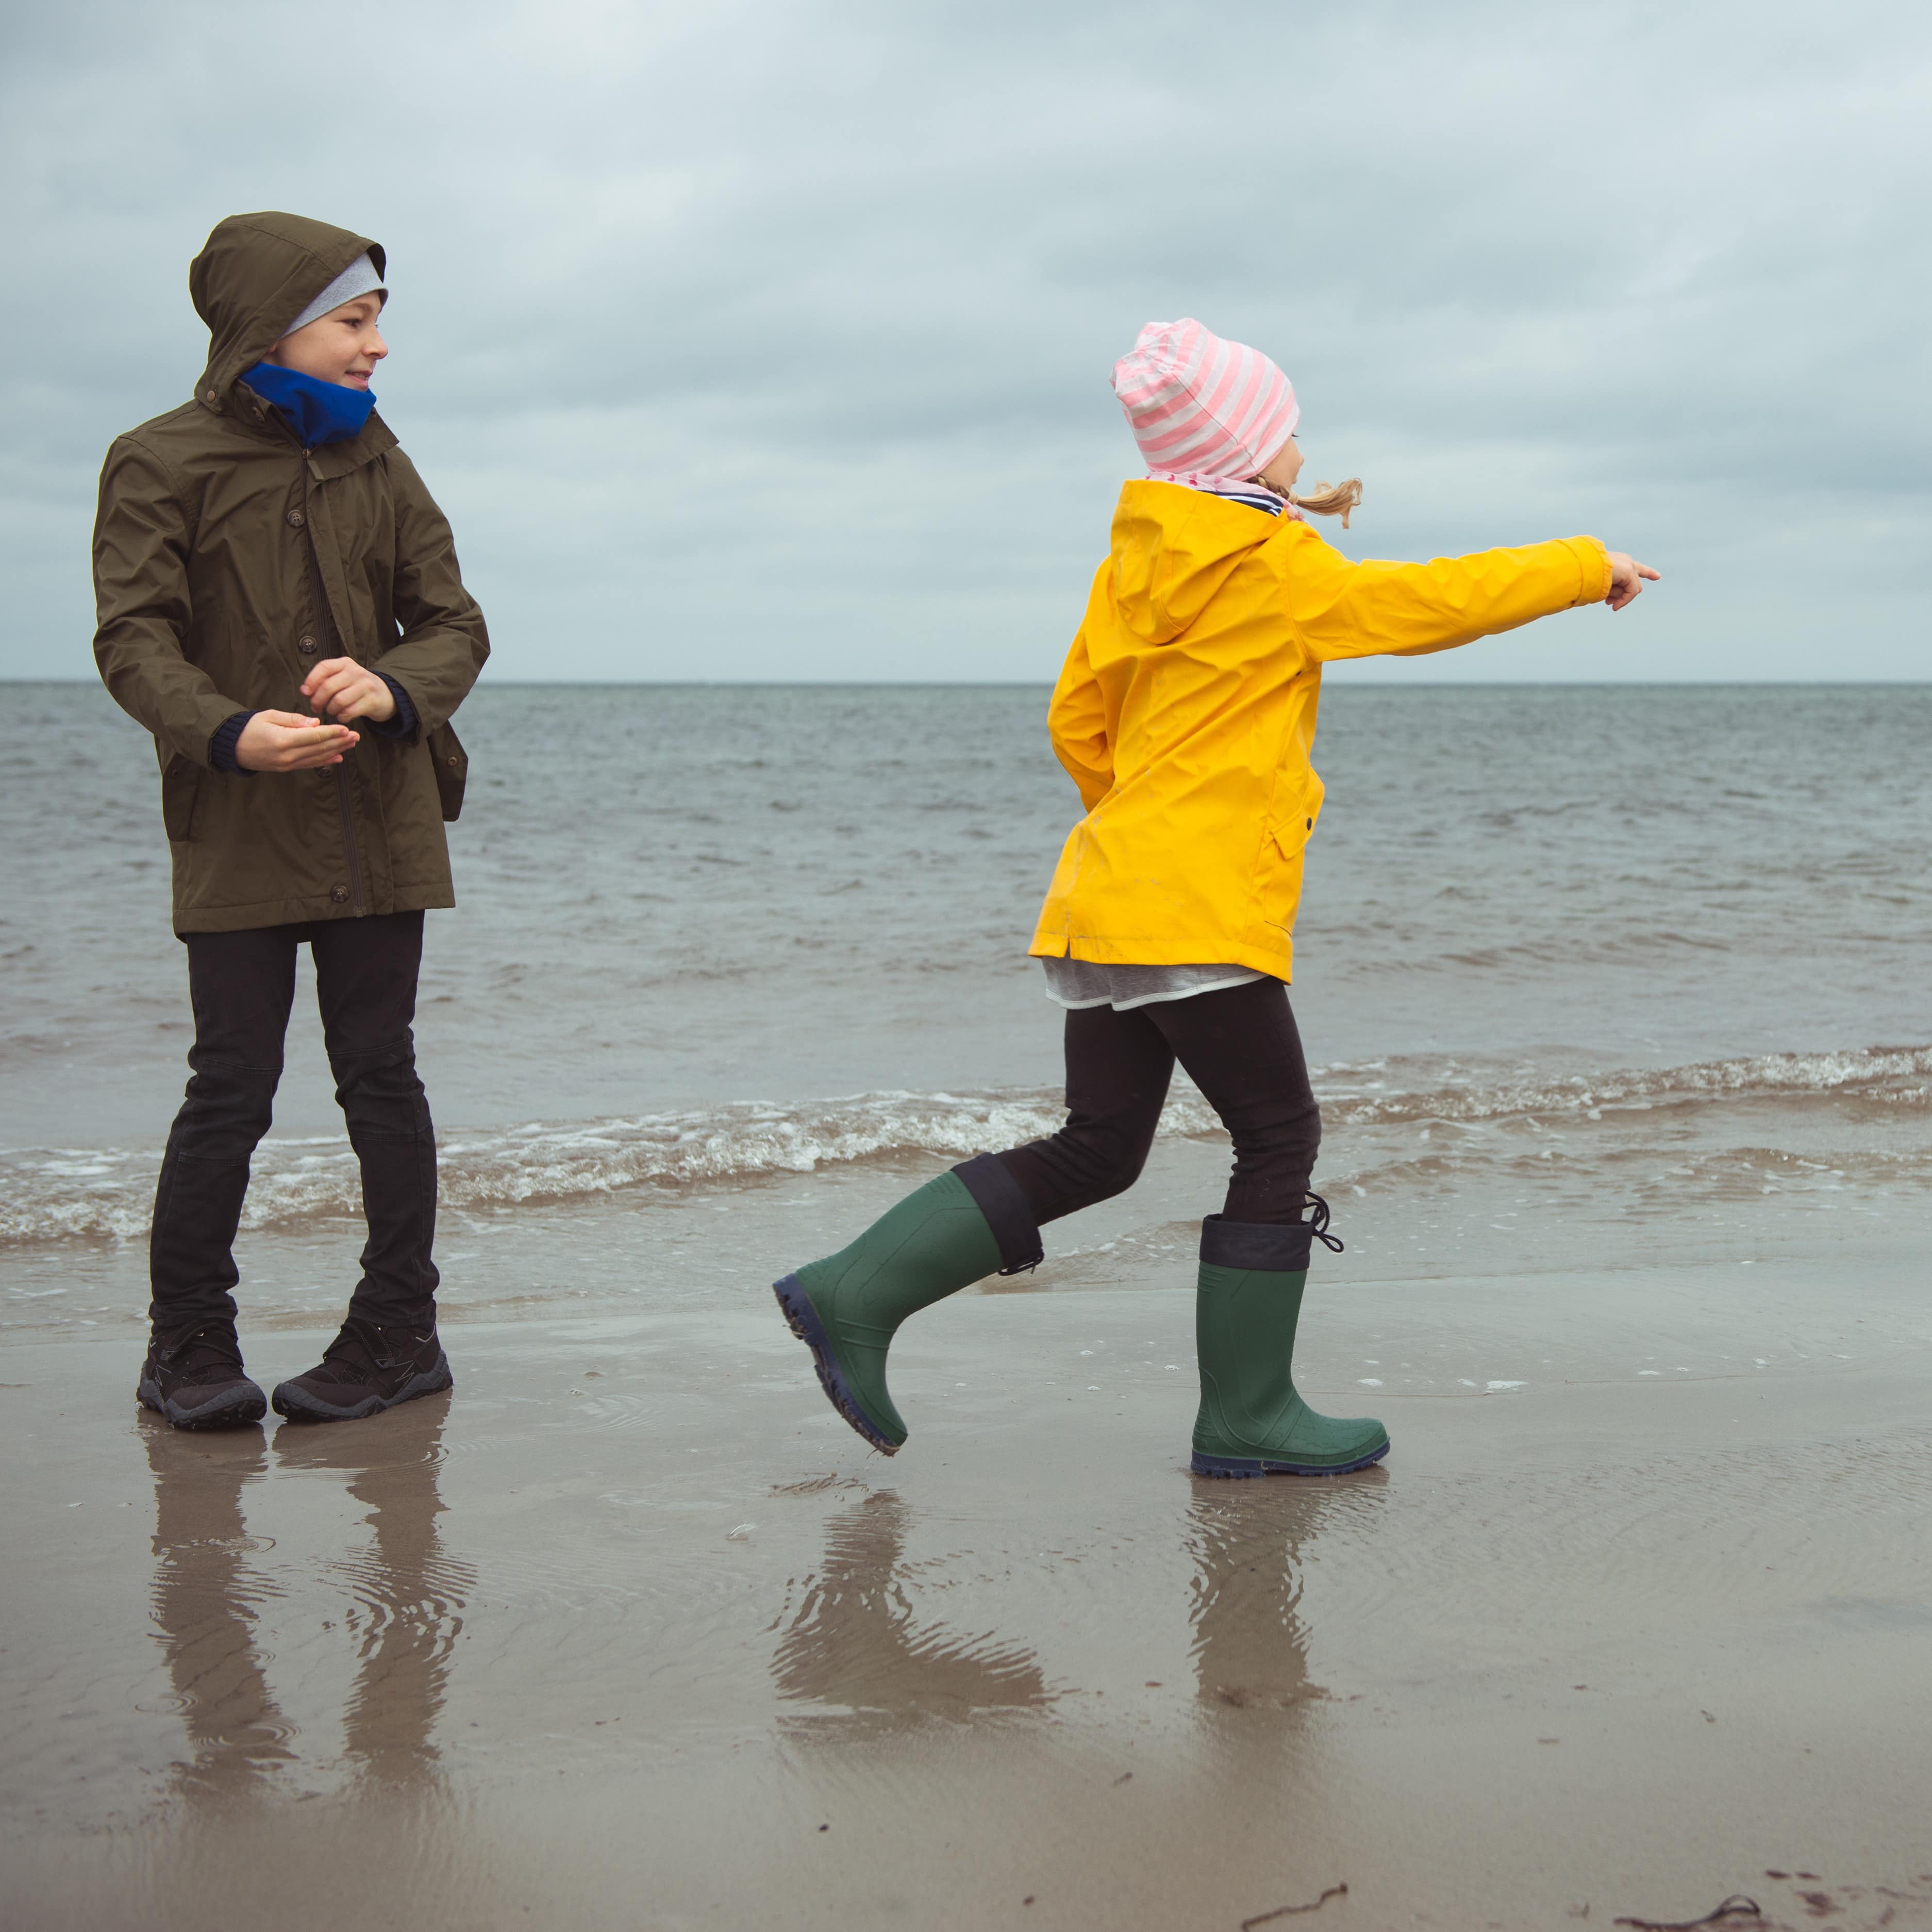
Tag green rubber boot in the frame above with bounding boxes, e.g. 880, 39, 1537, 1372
774, 1155, 1041, 1454
1190, 1209, 1389, 1477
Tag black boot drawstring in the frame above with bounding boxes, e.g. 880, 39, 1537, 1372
1304, 1193, 1345, 1254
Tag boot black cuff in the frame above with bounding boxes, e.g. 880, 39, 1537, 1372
1200, 1213, 1315, 1273
952, 1153, 1045, 1276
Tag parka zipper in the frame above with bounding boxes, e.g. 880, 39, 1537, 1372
302, 489, 367, 918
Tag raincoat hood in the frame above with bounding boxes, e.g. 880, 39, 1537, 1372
189, 211, 385, 413
1109, 482, 1272, 644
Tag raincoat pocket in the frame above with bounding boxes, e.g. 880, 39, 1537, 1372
161, 756, 203, 844
1254, 813, 1313, 934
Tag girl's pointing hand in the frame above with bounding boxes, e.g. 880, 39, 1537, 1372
1605, 553, 1661, 612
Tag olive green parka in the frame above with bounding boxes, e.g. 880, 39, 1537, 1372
92, 211, 489, 934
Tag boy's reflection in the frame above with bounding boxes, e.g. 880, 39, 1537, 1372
1188, 1471, 1385, 1728
773, 1489, 1052, 1737
275, 1398, 474, 1794
142, 1394, 469, 1800
143, 1423, 294, 1795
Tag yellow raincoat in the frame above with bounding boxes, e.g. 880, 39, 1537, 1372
1029, 481, 1611, 979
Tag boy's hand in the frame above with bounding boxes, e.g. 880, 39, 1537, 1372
236, 710, 360, 771
301, 656, 397, 723
1605, 552, 1660, 612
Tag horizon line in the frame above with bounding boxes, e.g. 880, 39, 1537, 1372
10, 676, 1932, 692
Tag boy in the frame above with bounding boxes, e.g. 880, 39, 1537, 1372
93, 211, 489, 1429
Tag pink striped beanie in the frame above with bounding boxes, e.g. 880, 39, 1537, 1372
1112, 318, 1299, 487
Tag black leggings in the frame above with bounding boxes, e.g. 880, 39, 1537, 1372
994, 976, 1321, 1229
149, 911, 437, 1341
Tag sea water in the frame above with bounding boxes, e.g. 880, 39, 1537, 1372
4, 681, 1928, 1329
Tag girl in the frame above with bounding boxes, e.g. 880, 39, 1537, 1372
774, 318, 1658, 1477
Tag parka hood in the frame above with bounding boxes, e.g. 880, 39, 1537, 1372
189, 211, 384, 413
1107, 479, 1277, 645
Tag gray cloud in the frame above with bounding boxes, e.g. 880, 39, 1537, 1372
4, 0, 1927, 683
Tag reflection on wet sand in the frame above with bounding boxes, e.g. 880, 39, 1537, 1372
143, 1423, 294, 1796
773, 1490, 1053, 1737
771, 1473, 1380, 1753
1188, 1471, 1386, 1725
142, 1395, 470, 1806
275, 1398, 475, 1796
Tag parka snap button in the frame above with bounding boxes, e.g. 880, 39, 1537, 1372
330, 884, 349, 904
297, 635, 318, 655
446, 756, 459, 768
287, 509, 306, 528
204, 389, 218, 403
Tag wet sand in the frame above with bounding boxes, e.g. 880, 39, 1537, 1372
5, 1217, 1932, 1931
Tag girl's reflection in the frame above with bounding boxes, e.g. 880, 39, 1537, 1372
772, 1473, 1383, 1747
773, 1489, 1052, 1737
1188, 1470, 1386, 1726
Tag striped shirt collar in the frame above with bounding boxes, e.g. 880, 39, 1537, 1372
1144, 470, 1299, 519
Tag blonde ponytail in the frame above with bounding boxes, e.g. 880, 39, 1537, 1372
1288, 478, 1363, 529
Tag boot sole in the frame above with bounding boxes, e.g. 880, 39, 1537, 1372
772, 1274, 901, 1456
271, 1357, 453, 1425
1191, 1440, 1390, 1478
137, 1377, 268, 1431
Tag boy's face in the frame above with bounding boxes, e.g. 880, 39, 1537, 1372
268, 294, 388, 389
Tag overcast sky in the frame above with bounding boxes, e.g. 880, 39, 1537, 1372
4, 0, 1926, 684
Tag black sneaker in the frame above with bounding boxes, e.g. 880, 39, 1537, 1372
271, 1319, 453, 1424
137, 1326, 268, 1430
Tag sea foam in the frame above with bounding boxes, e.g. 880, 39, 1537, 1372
3, 1046, 1924, 1246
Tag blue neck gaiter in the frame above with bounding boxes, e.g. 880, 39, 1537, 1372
240, 362, 377, 449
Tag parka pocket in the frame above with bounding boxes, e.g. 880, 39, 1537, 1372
429, 723, 468, 823
160, 756, 203, 844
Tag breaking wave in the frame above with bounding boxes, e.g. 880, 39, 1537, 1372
3, 1046, 1926, 1246
1316, 1044, 1932, 1126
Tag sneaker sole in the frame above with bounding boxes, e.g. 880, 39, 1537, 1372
1191, 1440, 1390, 1479
772, 1274, 900, 1456
271, 1357, 454, 1425
137, 1377, 268, 1431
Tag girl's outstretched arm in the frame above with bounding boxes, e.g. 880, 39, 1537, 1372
1281, 531, 1628, 662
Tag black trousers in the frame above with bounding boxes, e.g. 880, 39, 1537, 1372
995, 975, 1321, 1229
148, 912, 438, 1341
